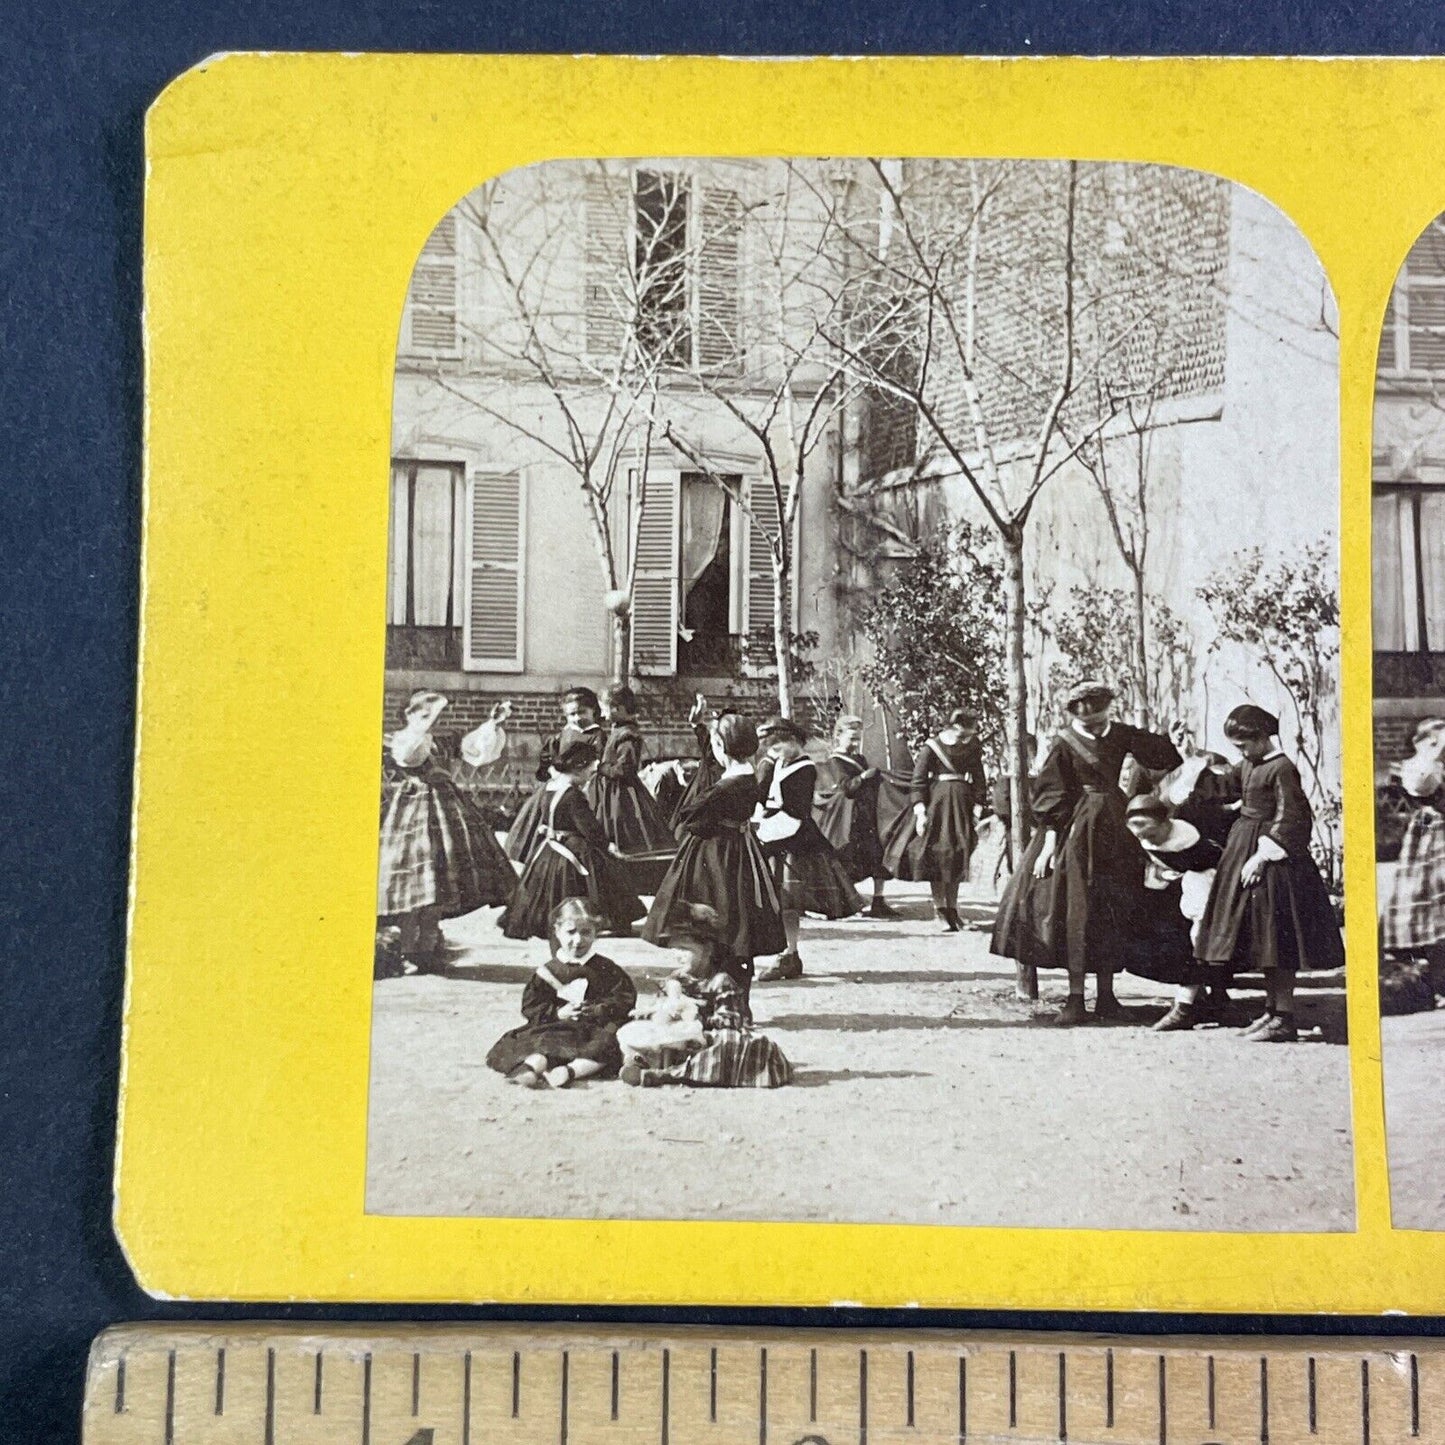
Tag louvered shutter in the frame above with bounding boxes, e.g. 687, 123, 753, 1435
584, 171, 630, 359
1380, 292, 1398, 373
630, 469, 681, 677
463, 472, 525, 672
740, 478, 790, 670
696, 186, 742, 373
406, 213, 459, 354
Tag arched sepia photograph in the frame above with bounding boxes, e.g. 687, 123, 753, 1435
365, 157, 1350, 1230
1375, 215, 1445, 1229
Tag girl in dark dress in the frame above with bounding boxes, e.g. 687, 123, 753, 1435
377, 691, 516, 972
486, 898, 637, 1087
991, 680, 1182, 1026
755, 717, 863, 981
814, 714, 900, 919
588, 685, 675, 854
504, 686, 603, 863
642, 713, 785, 1008
1196, 703, 1345, 1043
1120, 792, 1231, 1030
916, 710, 988, 931
499, 739, 645, 941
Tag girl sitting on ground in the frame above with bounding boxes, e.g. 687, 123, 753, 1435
486, 897, 637, 1088
621, 903, 792, 1088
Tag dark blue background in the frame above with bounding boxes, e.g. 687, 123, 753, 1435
5, 5, 1445, 1440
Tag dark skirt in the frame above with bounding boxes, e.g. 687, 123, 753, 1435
816, 790, 887, 881
991, 790, 1142, 975
643, 831, 787, 959
378, 770, 516, 918
1118, 881, 1209, 986
486, 1019, 623, 1076
1196, 818, 1344, 973
880, 780, 977, 882
772, 849, 864, 918
504, 784, 549, 863
589, 774, 676, 854
499, 839, 646, 941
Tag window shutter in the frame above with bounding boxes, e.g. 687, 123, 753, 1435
740, 478, 790, 670
1379, 292, 1398, 373
584, 171, 630, 359
631, 469, 681, 677
463, 472, 525, 672
696, 186, 742, 373
406, 213, 459, 354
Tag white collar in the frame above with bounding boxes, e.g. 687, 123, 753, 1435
772, 755, 812, 781
1260, 750, 1283, 763
721, 759, 754, 780
1071, 719, 1112, 741
545, 775, 573, 793
540, 954, 596, 988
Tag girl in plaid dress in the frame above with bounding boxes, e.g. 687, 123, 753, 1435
1381, 718, 1445, 962
377, 691, 515, 973
620, 904, 792, 1088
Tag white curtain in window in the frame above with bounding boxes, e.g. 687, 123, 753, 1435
679, 476, 727, 621
1422, 491, 1445, 650
1374, 493, 1406, 651
411, 465, 457, 626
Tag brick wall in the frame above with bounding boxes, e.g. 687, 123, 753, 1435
383, 687, 826, 762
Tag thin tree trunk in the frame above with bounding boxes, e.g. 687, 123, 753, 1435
773, 553, 793, 718
1132, 567, 1149, 727
612, 610, 631, 688
1003, 529, 1036, 1001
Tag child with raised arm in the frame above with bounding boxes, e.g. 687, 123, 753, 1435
377, 690, 515, 973
486, 898, 637, 1088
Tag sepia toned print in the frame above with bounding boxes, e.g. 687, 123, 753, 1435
366, 156, 1350, 1230
1374, 215, 1445, 1229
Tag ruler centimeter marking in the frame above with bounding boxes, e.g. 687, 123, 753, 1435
84, 1325, 1445, 1444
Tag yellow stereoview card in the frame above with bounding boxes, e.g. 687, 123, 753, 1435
122, 53, 1445, 1310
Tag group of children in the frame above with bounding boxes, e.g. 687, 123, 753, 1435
377, 674, 1347, 1083
1379, 717, 1445, 984
990, 681, 1345, 1041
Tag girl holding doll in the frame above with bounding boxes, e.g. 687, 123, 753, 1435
588, 684, 675, 854
620, 903, 792, 1088
642, 712, 785, 1008
1196, 703, 1345, 1042
504, 686, 604, 863
755, 715, 863, 981
499, 738, 645, 941
377, 690, 515, 972
486, 898, 637, 1088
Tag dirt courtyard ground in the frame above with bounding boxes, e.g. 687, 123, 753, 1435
367, 833, 1355, 1233
1383, 1008, 1445, 1229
